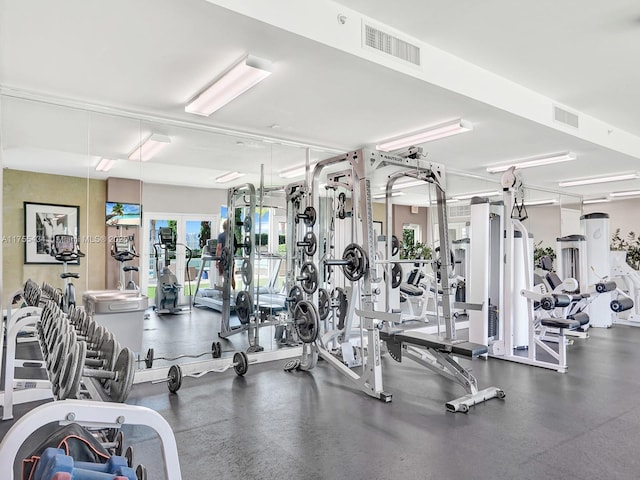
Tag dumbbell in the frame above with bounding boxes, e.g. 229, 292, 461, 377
153, 352, 252, 393
59, 340, 135, 403
295, 206, 316, 226
296, 231, 317, 256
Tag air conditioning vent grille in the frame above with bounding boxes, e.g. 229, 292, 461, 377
554, 106, 579, 129
364, 24, 420, 66
449, 204, 471, 218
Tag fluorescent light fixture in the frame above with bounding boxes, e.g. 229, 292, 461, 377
452, 190, 502, 201
128, 134, 171, 162
486, 152, 576, 174
215, 171, 246, 183
372, 192, 406, 200
279, 163, 317, 179
610, 190, 640, 198
95, 158, 115, 172
376, 119, 472, 152
558, 173, 639, 188
583, 198, 610, 204
185, 55, 272, 116
526, 198, 558, 206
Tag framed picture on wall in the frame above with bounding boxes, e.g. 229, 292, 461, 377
24, 202, 80, 264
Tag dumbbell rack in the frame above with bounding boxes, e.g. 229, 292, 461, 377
0, 399, 182, 479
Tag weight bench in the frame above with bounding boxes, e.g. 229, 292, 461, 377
380, 330, 504, 413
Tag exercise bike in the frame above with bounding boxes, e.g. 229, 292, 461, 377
111, 235, 139, 291
153, 227, 192, 314
51, 234, 85, 313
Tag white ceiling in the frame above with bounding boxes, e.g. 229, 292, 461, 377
1, 0, 639, 204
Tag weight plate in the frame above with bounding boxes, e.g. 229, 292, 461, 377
145, 347, 154, 369
283, 359, 301, 372
220, 247, 232, 272
294, 300, 320, 343
334, 288, 348, 330
233, 351, 249, 376
136, 465, 148, 480
114, 430, 125, 456
243, 235, 252, 256
391, 263, 403, 289
318, 288, 330, 320
101, 338, 117, 372
60, 340, 84, 400
211, 341, 221, 359
168, 364, 182, 393
288, 285, 303, 314
241, 259, 253, 286
391, 235, 400, 257
342, 243, 368, 282
303, 206, 316, 227
125, 445, 134, 467
303, 231, 317, 257
299, 262, 318, 294
243, 215, 252, 232
235, 291, 253, 325
110, 347, 135, 403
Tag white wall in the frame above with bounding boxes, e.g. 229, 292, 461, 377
143, 183, 227, 215
583, 198, 640, 240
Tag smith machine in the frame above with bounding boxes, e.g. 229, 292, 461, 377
218, 172, 287, 352
286, 149, 503, 412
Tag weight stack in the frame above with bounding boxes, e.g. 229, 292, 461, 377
488, 304, 499, 339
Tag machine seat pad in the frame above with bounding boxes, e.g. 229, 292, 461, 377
568, 312, 590, 326
540, 317, 580, 330
123, 266, 139, 272
394, 331, 488, 358
400, 283, 423, 296
60, 273, 80, 279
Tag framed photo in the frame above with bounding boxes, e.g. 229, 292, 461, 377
24, 202, 80, 264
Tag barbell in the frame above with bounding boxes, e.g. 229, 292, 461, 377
140, 341, 223, 369
155, 352, 252, 393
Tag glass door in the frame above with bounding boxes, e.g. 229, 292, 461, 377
183, 215, 217, 301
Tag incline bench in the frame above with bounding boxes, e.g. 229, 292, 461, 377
380, 330, 504, 413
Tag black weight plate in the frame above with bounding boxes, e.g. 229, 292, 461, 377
241, 259, 253, 286
235, 291, 253, 325
391, 235, 400, 257
303, 231, 317, 257
300, 262, 318, 294
110, 347, 135, 403
233, 351, 249, 376
288, 285, 303, 314
303, 206, 316, 227
243, 215, 252, 232
145, 348, 154, 369
125, 445, 134, 467
212, 341, 222, 359
60, 341, 84, 400
283, 359, 301, 372
391, 263, 403, 289
294, 300, 320, 343
243, 235, 252, 256
168, 364, 182, 393
318, 288, 330, 320
136, 465, 148, 480
343, 243, 368, 281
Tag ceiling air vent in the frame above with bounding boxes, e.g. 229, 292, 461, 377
448, 204, 470, 218
553, 106, 579, 129
363, 23, 421, 66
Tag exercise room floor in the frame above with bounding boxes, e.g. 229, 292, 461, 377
3, 306, 640, 479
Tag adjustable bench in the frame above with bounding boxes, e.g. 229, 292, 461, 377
380, 330, 504, 413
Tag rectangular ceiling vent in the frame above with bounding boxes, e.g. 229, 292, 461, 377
363, 23, 421, 66
553, 106, 579, 129
448, 204, 470, 218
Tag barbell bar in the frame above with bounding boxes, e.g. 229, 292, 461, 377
153, 352, 254, 393
139, 341, 223, 369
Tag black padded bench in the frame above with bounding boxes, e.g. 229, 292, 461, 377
540, 317, 580, 330
382, 331, 488, 359
399, 283, 423, 297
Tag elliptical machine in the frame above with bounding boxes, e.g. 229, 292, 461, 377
51, 234, 85, 313
153, 227, 192, 314
111, 235, 139, 291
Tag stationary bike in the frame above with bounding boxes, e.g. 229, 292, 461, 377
51, 234, 85, 313
111, 235, 139, 291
